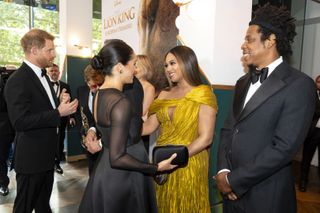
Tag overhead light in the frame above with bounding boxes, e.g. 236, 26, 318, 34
70, 36, 80, 47
92, 42, 100, 51
81, 47, 92, 57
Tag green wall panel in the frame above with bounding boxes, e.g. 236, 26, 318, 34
209, 87, 234, 212
63, 56, 90, 157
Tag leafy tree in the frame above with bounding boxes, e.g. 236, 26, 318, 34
0, 2, 28, 66
0, 1, 102, 66
92, 18, 102, 55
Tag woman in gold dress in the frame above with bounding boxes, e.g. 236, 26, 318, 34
143, 46, 217, 213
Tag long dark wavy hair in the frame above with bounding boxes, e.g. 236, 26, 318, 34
165, 46, 202, 87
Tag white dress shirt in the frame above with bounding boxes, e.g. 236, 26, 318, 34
243, 56, 283, 107
50, 79, 60, 98
88, 91, 94, 113
24, 60, 56, 109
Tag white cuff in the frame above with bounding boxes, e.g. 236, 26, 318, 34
225, 174, 230, 185
217, 169, 231, 174
217, 169, 230, 185
88, 127, 96, 133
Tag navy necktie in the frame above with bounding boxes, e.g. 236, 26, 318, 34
250, 67, 269, 84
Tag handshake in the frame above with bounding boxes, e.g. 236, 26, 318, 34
84, 129, 102, 154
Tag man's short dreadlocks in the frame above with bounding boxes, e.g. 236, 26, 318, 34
250, 4, 297, 59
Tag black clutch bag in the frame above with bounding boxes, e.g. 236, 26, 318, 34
152, 145, 189, 167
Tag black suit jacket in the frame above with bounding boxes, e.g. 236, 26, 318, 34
123, 77, 144, 144
306, 91, 320, 137
58, 80, 74, 126
218, 62, 316, 213
4, 62, 61, 174
0, 89, 14, 136
76, 85, 95, 136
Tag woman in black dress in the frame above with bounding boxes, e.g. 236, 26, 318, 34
78, 39, 177, 213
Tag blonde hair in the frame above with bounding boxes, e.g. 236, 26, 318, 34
136, 55, 153, 81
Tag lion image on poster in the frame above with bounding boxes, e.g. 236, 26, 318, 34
138, 0, 179, 92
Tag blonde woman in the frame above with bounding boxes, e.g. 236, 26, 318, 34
134, 55, 156, 121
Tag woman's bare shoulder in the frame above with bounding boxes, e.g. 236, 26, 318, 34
157, 87, 173, 99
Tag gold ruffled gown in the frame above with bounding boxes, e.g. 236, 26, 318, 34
149, 85, 217, 213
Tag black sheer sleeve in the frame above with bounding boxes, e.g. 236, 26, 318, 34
108, 97, 157, 175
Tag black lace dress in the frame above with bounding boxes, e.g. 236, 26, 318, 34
79, 87, 158, 213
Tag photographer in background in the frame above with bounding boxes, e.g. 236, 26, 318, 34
0, 66, 16, 196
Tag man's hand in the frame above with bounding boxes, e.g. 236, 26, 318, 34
85, 129, 101, 154
86, 129, 97, 144
58, 99, 78, 117
59, 88, 71, 103
214, 171, 238, 201
86, 139, 102, 154
227, 192, 238, 201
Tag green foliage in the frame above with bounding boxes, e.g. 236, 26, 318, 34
0, 1, 60, 66
92, 18, 102, 55
0, 1, 102, 66
93, 0, 101, 19
0, 2, 28, 66
34, 7, 59, 34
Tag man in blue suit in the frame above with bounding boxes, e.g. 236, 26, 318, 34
216, 5, 316, 213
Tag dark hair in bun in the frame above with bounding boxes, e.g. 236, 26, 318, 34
91, 39, 134, 76
91, 55, 104, 70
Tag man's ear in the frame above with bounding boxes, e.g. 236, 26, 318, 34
30, 46, 38, 55
266, 34, 276, 49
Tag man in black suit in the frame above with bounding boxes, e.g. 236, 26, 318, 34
0, 68, 15, 196
47, 64, 76, 175
76, 65, 105, 175
215, 5, 316, 213
4, 29, 78, 213
299, 75, 320, 192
